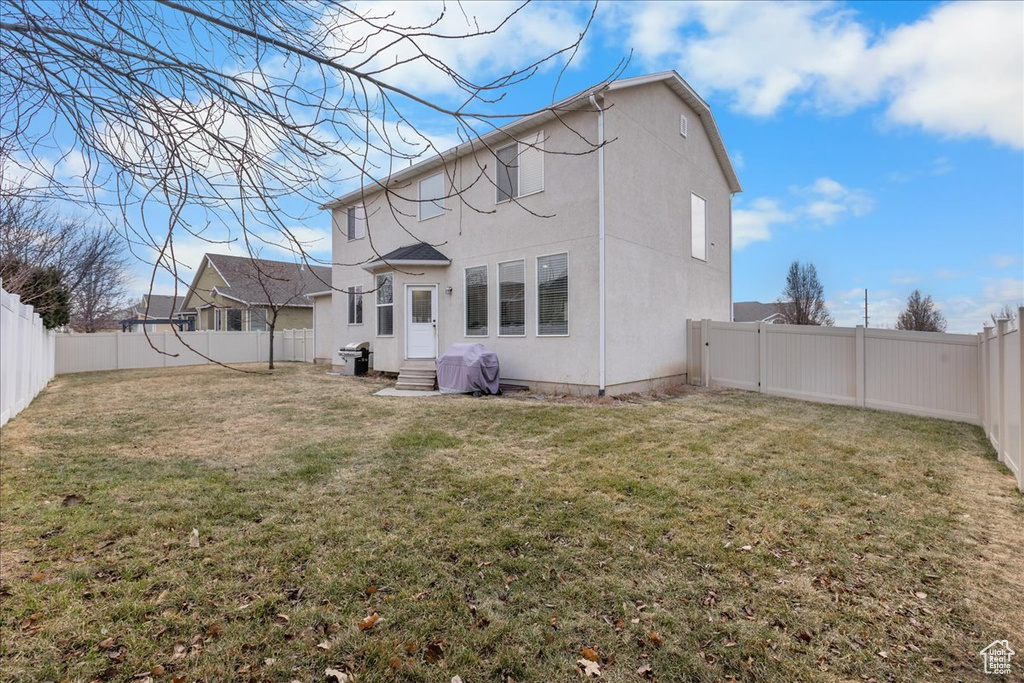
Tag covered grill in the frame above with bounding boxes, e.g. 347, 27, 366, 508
436, 343, 500, 395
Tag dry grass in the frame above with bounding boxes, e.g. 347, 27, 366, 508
1, 363, 1021, 682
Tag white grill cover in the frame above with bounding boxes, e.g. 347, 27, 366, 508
436, 343, 500, 394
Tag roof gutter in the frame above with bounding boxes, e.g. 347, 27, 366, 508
590, 93, 606, 397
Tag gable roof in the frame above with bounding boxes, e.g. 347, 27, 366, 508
183, 253, 332, 309
134, 294, 185, 319
733, 301, 789, 323
321, 70, 741, 211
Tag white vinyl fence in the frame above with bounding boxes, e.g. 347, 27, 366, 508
1, 280, 56, 427
688, 316, 1023, 491
55, 329, 314, 374
979, 316, 1022, 489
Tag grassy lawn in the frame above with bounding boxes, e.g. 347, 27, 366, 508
1, 363, 1021, 682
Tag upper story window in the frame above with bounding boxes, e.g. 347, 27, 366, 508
495, 131, 544, 203
346, 204, 366, 241
418, 172, 445, 220
691, 193, 707, 261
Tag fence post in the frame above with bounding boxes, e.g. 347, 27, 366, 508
1018, 308, 1024, 492
978, 331, 988, 432
855, 325, 866, 408
700, 318, 711, 387
115, 331, 123, 370
996, 320, 1006, 464
758, 322, 767, 393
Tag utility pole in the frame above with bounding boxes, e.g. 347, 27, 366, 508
864, 289, 869, 328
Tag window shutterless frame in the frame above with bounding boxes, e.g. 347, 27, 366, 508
536, 251, 569, 336
497, 259, 526, 337
418, 172, 445, 221
464, 264, 489, 337
691, 192, 707, 262
376, 272, 394, 337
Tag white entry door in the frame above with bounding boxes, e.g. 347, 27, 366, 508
406, 285, 437, 359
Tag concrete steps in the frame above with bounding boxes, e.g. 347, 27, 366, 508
395, 362, 437, 391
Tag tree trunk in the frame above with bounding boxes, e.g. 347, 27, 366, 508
268, 321, 275, 370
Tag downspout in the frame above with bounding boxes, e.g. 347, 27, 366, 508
590, 93, 606, 396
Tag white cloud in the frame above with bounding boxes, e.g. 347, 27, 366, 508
830, 277, 1024, 333
990, 253, 1022, 270
732, 198, 790, 249
324, 2, 590, 98
617, 0, 1024, 147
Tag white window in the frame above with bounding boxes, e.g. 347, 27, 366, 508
691, 193, 707, 261
498, 260, 525, 336
248, 309, 268, 331
376, 273, 393, 336
537, 253, 568, 336
465, 266, 488, 336
346, 204, 366, 240
495, 132, 544, 202
348, 285, 363, 325
418, 172, 444, 220
213, 308, 221, 330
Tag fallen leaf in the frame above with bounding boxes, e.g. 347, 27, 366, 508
647, 631, 664, 646
388, 656, 403, 670
170, 676, 186, 683
150, 664, 166, 676
637, 663, 653, 679
205, 623, 223, 639
29, 573, 45, 583
188, 529, 200, 549
580, 645, 599, 662
274, 613, 290, 624
425, 641, 444, 663
740, 545, 753, 551
358, 612, 380, 631
877, 650, 889, 659
914, 591, 927, 599
797, 631, 812, 644
577, 658, 601, 677
265, 657, 276, 666
97, 637, 115, 650
452, 677, 464, 683
613, 619, 625, 631
365, 586, 377, 594
325, 668, 353, 683
317, 640, 332, 651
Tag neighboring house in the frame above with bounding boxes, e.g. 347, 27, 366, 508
733, 301, 790, 324
322, 71, 741, 395
180, 254, 331, 332
120, 294, 195, 333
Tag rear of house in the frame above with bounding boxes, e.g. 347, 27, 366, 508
324, 72, 740, 394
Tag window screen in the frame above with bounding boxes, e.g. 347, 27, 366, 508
496, 144, 519, 202
227, 308, 243, 331
691, 193, 707, 261
348, 286, 363, 324
537, 253, 568, 335
465, 266, 488, 336
419, 173, 444, 220
498, 260, 525, 335
376, 273, 393, 336
411, 290, 432, 323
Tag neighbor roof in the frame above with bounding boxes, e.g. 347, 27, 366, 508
185, 254, 332, 308
321, 70, 741, 211
135, 294, 185, 318
362, 242, 451, 272
733, 301, 790, 323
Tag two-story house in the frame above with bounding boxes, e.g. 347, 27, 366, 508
322, 71, 741, 395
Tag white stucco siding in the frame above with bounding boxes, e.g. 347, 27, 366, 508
330, 110, 602, 387
602, 81, 733, 388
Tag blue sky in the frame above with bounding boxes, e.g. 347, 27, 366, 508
9, 1, 1022, 332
